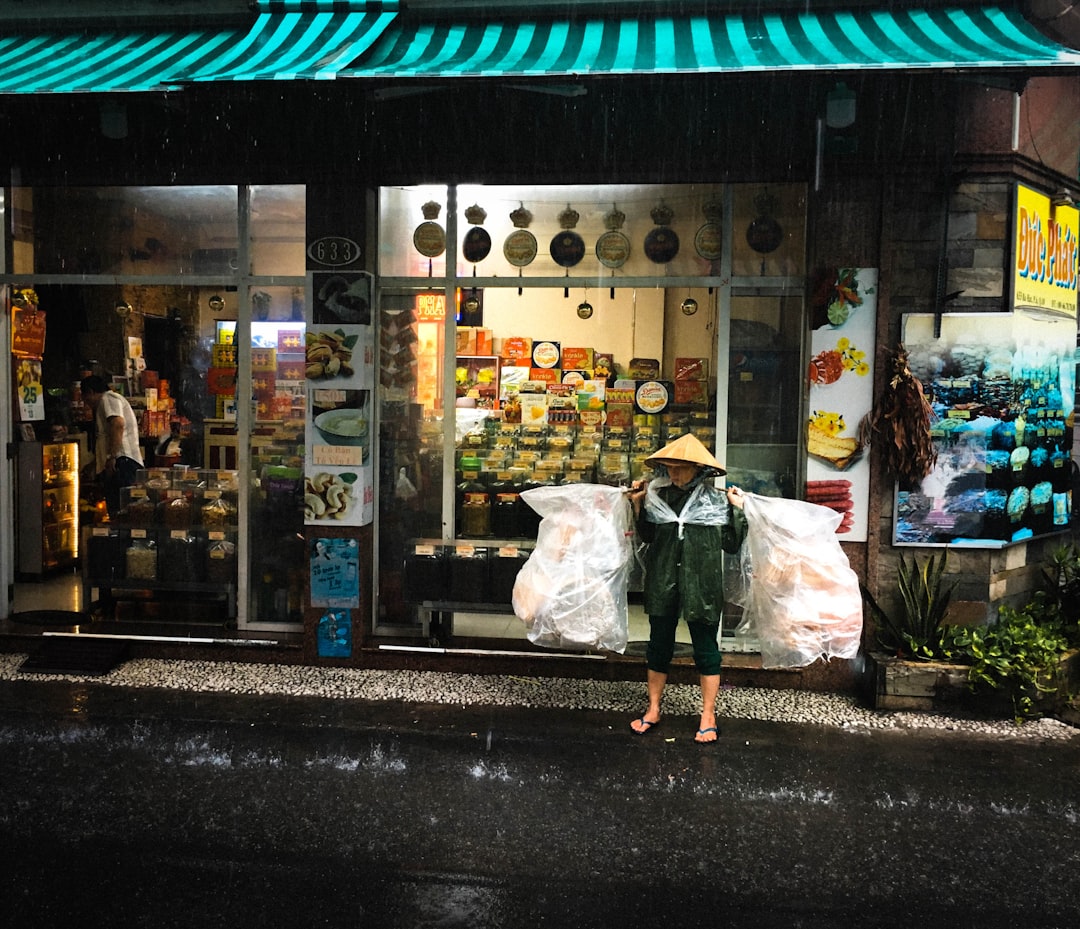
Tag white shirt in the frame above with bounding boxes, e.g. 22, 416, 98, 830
94, 390, 144, 472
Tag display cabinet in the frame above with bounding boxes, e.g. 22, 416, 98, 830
82, 467, 239, 621
17, 440, 79, 576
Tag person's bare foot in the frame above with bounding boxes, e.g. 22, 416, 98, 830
630, 713, 661, 735
695, 716, 719, 743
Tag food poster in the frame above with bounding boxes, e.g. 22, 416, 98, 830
806, 268, 877, 539
313, 272, 371, 326
305, 272, 375, 527
11, 307, 46, 357
305, 388, 373, 526
895, 311, 1076, 547
14, 356, 45, 421
310, 537, 360, 608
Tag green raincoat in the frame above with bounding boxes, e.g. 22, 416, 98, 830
636, 480, 747, 623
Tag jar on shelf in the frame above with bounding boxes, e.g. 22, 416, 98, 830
125, 534, 157, 580
159, 490, 193, 528
205, 535, 237, 583
159, 531, 203, 582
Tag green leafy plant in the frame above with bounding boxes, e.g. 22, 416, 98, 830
942, 602, 1070, 720
862, 550, 955, 660
1042, 543, 1080, 637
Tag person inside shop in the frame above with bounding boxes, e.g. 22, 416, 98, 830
626, 433, 746, 744
80, 374, 144, 519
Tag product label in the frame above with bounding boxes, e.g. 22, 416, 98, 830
532, 341, 561, 368
635, 380, 671, 414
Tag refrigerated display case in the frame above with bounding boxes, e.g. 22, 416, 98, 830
17, 440, 79, 576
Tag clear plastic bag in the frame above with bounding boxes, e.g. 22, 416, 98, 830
728, 493, 863, 669
644, 475, 731, 536
512, 483, 633, 652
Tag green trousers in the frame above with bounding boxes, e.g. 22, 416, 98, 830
646, 614, 722, 676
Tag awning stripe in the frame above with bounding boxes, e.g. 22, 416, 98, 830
188, 10, 399, 81
342, 5, 1080, 78
0, 8, 398, 92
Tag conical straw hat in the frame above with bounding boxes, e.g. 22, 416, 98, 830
644, 432, 725, 474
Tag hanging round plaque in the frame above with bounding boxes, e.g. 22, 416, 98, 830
694, 224, 723, 261
644, 226, 680, 264
551, 231, 586, 267
644, 202, 680, 264
694, 197, 724, 261
503, 229, 537, 267
746, 191, 783, 255
461, 204, 491, 265
413, 200, 446, 259
462, 226, 492, 263
596, 230, 631, 269
413, 221, 446, 258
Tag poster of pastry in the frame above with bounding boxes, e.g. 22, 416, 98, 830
805, 267, 877, 539
306, 273, 375, 527
305, 389, 373, 527
894, 311, 1075, 547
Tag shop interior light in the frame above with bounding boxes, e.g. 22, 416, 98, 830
825, 82, 856, 129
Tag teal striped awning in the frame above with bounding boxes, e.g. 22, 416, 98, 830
341, 5, 1080, 78
0, 3, 399, 93
0, 3, 1076, 93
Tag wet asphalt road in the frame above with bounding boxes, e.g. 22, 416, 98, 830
1, 677, 1079, 929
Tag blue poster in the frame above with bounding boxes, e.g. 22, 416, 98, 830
310, 537, 360, 608
317, 609, 352, 658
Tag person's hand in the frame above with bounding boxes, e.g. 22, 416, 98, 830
726, 485, 745, 509
626, 479, 647, 513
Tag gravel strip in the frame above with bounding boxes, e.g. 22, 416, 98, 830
1, 653, 1075, 741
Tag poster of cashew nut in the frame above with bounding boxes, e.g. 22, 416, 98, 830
305, 280, 375, 526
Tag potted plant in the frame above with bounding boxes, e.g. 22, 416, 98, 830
862, 550, 955, 660
940, 599, 1073, 720
863, 546, 1080, 720
861, 551, 971, 711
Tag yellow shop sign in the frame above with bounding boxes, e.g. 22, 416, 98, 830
1014, 184, 1078, 317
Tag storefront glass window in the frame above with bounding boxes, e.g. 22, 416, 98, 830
250, 185, 306, 277
6, 185, 309, 630
377, 182, 808, 644
378, 289, 446, 627
380, 187, 449, 280
243, 294, 307, 624
730, 185, 806, 278
12, 186, 240, 277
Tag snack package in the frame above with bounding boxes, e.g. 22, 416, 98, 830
512, 483, 633, 652
728, 493, 863, 668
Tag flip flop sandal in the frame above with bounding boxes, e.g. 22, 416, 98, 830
632, 716, 660, 735
695, 726, 719, 744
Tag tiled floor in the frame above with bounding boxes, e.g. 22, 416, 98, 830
12, 570, 83, 614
